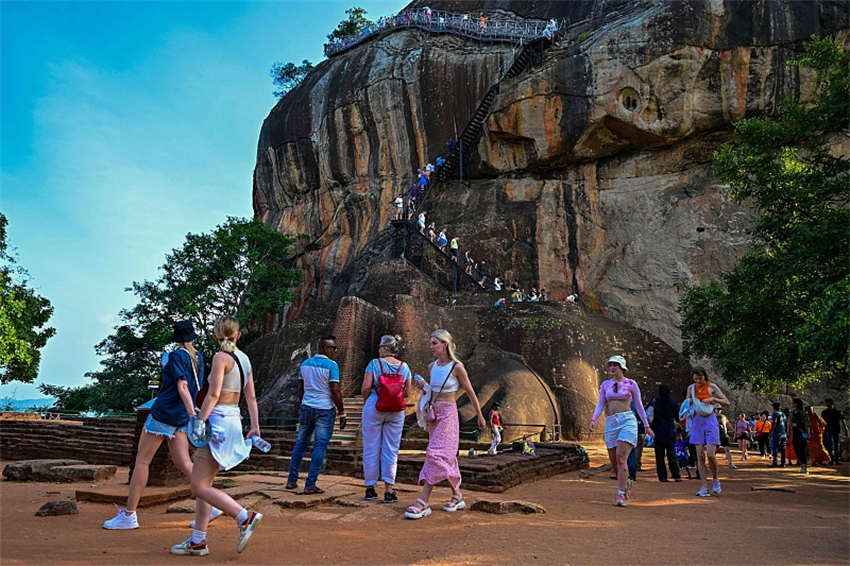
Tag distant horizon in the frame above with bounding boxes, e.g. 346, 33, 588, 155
1, 1, 409, 400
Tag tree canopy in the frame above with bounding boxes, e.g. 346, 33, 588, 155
0, 212, 56, 384
323, 7, 373, 56
40, 217, 301, 412
678, 36, 849, 391
270, 59, 314, 99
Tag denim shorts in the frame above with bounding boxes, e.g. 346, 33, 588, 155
143, 414, 188, 439
604, 411, 638, 449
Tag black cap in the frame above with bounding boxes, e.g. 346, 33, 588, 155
171, 320, 198, 343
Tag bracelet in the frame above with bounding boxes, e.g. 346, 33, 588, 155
339, 412, 347, 418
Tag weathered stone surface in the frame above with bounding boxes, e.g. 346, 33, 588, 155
35, 500, 79, 517
253, 0, 848, 354
3, 460, 87, 482
166, 501, 196, 514
470, 499, 546, 514
50, 465, 117, 483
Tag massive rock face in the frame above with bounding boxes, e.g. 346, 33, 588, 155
254, 0, 847, 352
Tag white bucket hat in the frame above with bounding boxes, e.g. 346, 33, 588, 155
606, 355, 628, 371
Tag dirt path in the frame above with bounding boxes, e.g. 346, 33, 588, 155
2, 442, 848, 565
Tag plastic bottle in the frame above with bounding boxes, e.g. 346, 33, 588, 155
251, 435, 272, 453
645, 434, 654, 448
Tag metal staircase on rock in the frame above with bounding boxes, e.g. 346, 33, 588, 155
436, 38, 546, 183
391, 219, 485, 292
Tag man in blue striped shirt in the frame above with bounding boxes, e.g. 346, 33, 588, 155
286, 335, 346, 494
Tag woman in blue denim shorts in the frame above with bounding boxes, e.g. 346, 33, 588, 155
104, 320, 216, 530
588, 355, 654, 507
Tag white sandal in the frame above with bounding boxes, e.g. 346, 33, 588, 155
404, 498, 432, 519
443, 493, 466, 512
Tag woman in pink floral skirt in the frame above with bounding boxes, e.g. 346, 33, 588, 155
405, 329, 486, 519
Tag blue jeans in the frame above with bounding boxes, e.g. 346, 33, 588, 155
823, 430, 841, 462
287, 406, 336, 489
771, 435, 786, 466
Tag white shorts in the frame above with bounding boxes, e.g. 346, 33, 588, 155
604, 411, 638, 449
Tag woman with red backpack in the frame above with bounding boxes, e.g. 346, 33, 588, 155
361, 335, 412, 503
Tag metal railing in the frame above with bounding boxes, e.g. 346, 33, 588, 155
325, 8, 567, 57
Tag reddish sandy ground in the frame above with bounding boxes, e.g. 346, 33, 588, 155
1, 441, 848, 566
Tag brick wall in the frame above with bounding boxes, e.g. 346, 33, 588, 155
0, 419, 135, 465
331, 296, 394, 396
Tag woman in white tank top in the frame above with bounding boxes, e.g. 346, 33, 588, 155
171, 316, 263, 557
404, 329, 486, 520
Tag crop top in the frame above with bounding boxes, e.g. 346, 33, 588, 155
221, 350, 251, 394
692, 382, 711, 401
591, 378, 651, 428
429, 360, 459, 393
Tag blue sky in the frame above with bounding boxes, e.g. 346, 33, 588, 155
1, 0, 407, 400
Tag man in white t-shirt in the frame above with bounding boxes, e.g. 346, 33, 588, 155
286, 335, 346, 494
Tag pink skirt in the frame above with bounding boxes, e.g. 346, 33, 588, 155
419, 401, 461, 489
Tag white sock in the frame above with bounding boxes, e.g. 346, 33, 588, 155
235, 508, 249, 524
124, 509, 136, 517
191, 530, 206, 544
617, 490, 625, 496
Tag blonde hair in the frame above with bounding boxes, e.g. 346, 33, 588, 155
431, 329, 460, 363
214, 316, 240, 353
379, 334, 402, 354
178, 342, 198, 373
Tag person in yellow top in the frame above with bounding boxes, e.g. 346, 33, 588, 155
754, 411, 772, 459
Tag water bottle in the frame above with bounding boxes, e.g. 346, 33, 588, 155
645, 434, 654, 448
251, 435, 272, 453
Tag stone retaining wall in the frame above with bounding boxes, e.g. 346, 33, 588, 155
0, 419, 135, 466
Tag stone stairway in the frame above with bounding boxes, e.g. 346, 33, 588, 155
332, 396, 365, 444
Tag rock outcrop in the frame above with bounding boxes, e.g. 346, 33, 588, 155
253, 0, 847, 351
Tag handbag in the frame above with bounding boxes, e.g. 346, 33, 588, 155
426, 362, 456, 422
195, 352, 245, 407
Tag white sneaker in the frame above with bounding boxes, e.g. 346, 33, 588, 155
190, 507, 223, 528
104, 506, 139, 530
695, 487, 710, 497
712, 479, 722, 494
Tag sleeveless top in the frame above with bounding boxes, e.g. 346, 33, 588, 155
693, 382, 711, 401
221, 350, 251, 394
430, 360, 459, 393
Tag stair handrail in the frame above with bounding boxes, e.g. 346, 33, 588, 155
392, 219, 485, 291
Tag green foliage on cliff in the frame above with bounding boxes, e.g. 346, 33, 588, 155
327, 7, 372, 42
0, 212, 56, 384
679, 36, 849, 391
40, 217, 301, 413
270, 59, 314, 99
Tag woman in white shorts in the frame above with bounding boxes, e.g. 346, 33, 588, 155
589, 355, 654, 507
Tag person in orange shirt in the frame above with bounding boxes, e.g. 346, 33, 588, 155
754, 411, 772, 459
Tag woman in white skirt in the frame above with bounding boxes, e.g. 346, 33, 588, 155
170, 316, 262, 557
361, 335, 412, 503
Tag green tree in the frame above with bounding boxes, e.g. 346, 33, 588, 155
678, 36, 849, 391
324, 7, 373, 55
0, 212, 56, 384
270, 59, 314, 99
40, 217, 301, 412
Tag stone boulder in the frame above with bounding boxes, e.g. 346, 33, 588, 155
3, 460, 87, 482
35, 500, 79, 517
50, 465, 117, 483
470, 499, 546, 514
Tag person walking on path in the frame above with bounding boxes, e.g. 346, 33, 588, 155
105, 320, 215, 530
806, 406, 830, 466
286, 335, 347, 494
487, 402, 502, 455
648, 385, 682, 482
171, 316, 262, 557
361, 335, 412, 503
686, 366, 730, 497
588, 355, 654, 507
821, 399, 848, 464
715, 407, 736, 468
770, 402, 788, 467
754, 412, 772, 459
790, 398, 811, 474
405, 329, 486, 519
734, 413, 753, 461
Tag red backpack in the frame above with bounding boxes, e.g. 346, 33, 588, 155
375, 359, 406, 412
